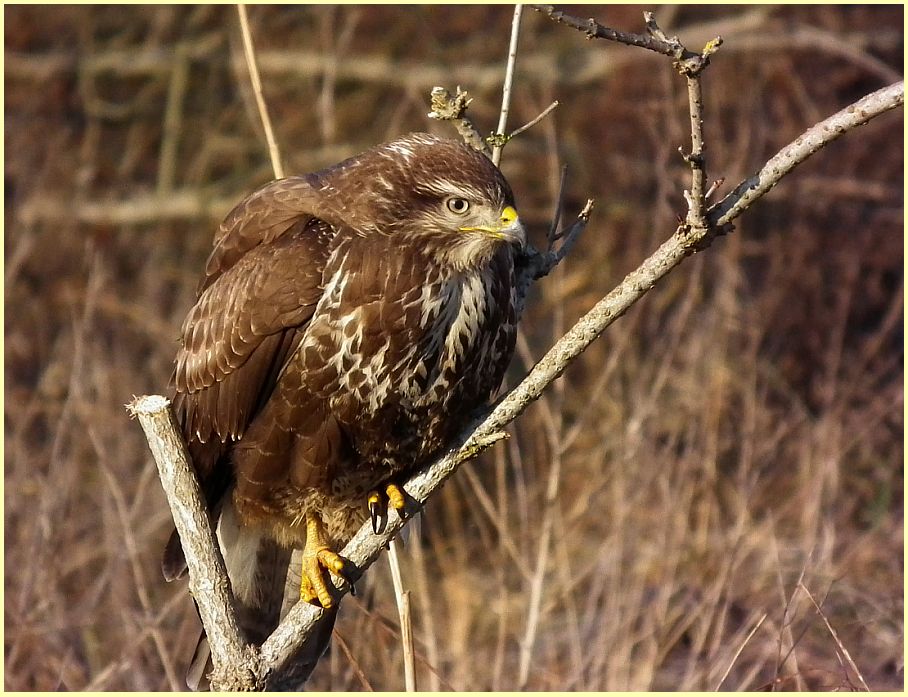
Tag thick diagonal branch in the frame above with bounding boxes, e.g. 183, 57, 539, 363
709, 81, 903, 228
258, 79, 904, 675
131, 80, 902, 691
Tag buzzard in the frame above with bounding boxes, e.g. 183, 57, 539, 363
163, 133, 525, 685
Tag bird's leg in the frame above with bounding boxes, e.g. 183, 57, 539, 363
299, 513, 347, 608
366, 483, 408, 534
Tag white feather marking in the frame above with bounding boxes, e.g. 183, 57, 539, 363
420, 178, 486, 201
385, 142, 415, 160
413, 268, 492, 402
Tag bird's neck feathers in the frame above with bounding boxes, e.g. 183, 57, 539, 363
421, 230, 513, 273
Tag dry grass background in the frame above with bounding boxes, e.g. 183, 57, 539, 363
4, 4, 903, 691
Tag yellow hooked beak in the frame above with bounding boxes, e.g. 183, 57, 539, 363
459, 206, 525, 247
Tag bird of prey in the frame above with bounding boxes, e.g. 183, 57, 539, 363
162, 132, 525, 687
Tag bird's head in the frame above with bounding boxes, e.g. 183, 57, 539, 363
318, 133, 525, 268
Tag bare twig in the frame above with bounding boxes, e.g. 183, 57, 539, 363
532, 4, 709, 69
714, 612, 768, 690
491, 4, 524, 165
514, 200, 594, 320
529, 199, 594, 272
433, 84, 558, 162
799, 583, 870, 691
682, 73, 708, 228
704, 177, 724, 200
509, 99, 559, 140
236, 4, 284, 178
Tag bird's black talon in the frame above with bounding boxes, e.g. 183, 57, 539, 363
369, 500, 381, 534
348, 581, 356, 597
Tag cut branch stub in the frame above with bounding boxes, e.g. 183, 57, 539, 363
428, 86, 490, 156
127, 395, 259, 690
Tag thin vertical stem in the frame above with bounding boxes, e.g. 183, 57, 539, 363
236, 4, 284, 178
492, 4, 523, 166
409, 527, 441, 691
156, 44, 189, 195
388, 539, 417, 691
684, 74, 706, 226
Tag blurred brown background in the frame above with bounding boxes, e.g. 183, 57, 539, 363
4, 4, 903, 691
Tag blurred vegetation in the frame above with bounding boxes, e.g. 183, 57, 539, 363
4, 4, 903, 691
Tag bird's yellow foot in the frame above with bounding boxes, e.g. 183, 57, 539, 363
367, 483, 408, 534
299, 514, 349, 608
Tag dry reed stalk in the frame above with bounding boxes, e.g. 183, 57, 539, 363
799, 583, 871, 691
714, 612, 769, 690
236, 4, 284, 178
386, 540, 417, 691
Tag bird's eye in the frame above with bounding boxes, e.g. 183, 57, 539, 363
445, 197, 470, 215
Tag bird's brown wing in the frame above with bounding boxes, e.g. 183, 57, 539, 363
174, 176, 327, 442
173, 215, 334, 459
164, 188, 337, 580
200, 176, 323, 293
